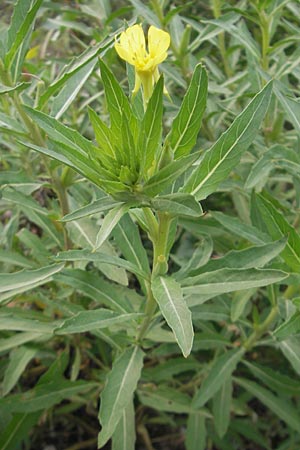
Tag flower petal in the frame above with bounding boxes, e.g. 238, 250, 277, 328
122, 24, 146, 54
148, 26, 170, 61
115, 40, 134, 64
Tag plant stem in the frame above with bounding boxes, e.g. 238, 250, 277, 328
243, 306, 278, 350
260, 10, 270, 72
137, 211, 172, 342
211, 0, 233, 78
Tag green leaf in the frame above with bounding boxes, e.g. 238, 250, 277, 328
0, 380, 97, 414
55, 310, 141, 334
37, 29, 118, 109
193, 348, 244, 408
138, 386, 193, 414
2, 347, 37, 396
112, 400, 136, 450
0, 264, 64, 294
5, 0, 43, 69
99, 59, 137, 143
113, 214, 151, 293
0, 412, 41, 450
273, 312, 300, 340
230, 288, 257, 322
151, 193, 203, 218
2, 186, 47, 215
94, 204, 132, 251
243, 361, 300, 396
211, 211, 270, 245
252, 193, 300, 272
0, 332, 46, 353
182, 268, 287, 295
142, 151, 200, 197
54, 269, 133, 314
0, 250, 35, 269
55, 249, 148, 280
184, 82, 273, 200
0, 314, 55, 333
62, 197, 123, 222
152, 276, 194, 357
138, 76, 163, 174
190, 238, 286, 275
213, 377, 232, 438
186, 413, 206, 450
0, 82, 30, 95
24, 106, 95, 158
274, 81, 300, 134
279, 337, 300, 375
51, 59, 96, 119
175, 234, 213, 281
98, 346, 144, 448
19, 140, 103, 188
88, 107, 117, 158
128, 0, 161, 26
235, 377, 300, 431
167, 64, 207, 159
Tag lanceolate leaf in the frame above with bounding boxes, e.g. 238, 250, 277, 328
252, 193, 300, 272
0, 380, 97, 414
151, 193, 203, 218
182, 267, 287, 295
213, 377, 232, 438
61, 197, 123, 222
235, 377, 300, 431
184, 81, 273, 200
167, 64, 208, 159
2, 347, 37, 396
55, 249, 148, 280
0, 264, 64, 294
112, 400, 136, 450
113, 214, 151, 293
55, 310, 141, 334
142, 151, 200, 197
152, 276, 194, 357
5, 0, 43, 69
189, 238, 286, 276
98, 346, 144, 447
138, 76, 163, 174
94, 204, 132, 251
99, 59, 137, 142
193, 348, 244, 408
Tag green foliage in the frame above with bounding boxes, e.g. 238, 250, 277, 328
1, 0, 300, 449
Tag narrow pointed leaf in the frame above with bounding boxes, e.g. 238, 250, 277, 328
152, 276, 194, 357
138, 76, 163, 173
112, 399, 136, 450
167, 64, 207, 159
5, 0, 43, 68
62, 197, 123, 222
193, 348, 244, 408
55, 310, 141, 334
142, 151, 200, 197
151, 193, 203, 218
252, 193, 300, 272
98, 346, 144, 447
182, 268, 288, 295
0, 264, 64, 293
235, 377, 300, 431
55, 249, 148, 279
184, 81, 273, 199
94, 204, 131, 250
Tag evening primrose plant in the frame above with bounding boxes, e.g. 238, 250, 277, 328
3, 2, 300, 448
19, 21, 281, 447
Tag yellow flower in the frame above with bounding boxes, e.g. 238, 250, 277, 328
115, 24, 170, 106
